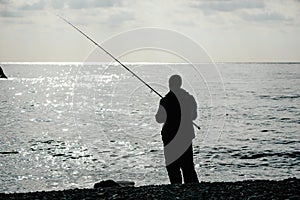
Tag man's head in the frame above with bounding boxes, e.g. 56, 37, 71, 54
169, 74, 182, 91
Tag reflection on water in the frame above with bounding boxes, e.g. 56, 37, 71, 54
0, 63, 299, 193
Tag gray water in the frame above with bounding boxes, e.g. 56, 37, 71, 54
0, 62, 299, 193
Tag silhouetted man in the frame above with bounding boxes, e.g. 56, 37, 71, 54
156, 74, 199, 184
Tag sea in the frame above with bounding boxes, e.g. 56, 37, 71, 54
0, 62, 299, 193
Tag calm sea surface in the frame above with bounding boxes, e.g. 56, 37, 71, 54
0, 62, 299, 193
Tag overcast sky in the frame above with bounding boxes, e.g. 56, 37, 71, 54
0, 0, 299, 62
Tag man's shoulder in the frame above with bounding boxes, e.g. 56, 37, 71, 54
163, 91, 174, 98
160, 92, 171, 102
178, 89, 197, 106
160, 91, 177, 106
179, 89, 194, 98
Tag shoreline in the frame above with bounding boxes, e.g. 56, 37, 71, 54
1, 178, 299, 200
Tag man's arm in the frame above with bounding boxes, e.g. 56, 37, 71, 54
191, 96, 197, 120
155, 101, 166, 123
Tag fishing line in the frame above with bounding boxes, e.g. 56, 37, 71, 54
57, 15, 201, 130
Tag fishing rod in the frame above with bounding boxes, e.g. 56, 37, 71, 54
57, 15, 201, 130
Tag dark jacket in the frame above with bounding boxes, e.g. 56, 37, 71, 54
156, 89, 197, 146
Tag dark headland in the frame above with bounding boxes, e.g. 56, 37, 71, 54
1, 178, 299, 200
0, 65, 7, 79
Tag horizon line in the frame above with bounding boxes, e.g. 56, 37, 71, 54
1, 61, 300, 65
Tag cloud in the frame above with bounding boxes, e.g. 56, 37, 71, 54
190, 0, 294, 24
239, 11, 291, 22
67, 0, 120, 9
0, 0, 9, 5
107, 11, 135, 26
196, 0, 265, 12
50, 0, 65, 9
0, 10, 21, 17
7, 0, 121, 12
21, 1, 46, 10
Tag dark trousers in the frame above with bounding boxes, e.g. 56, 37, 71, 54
165, 144, 199, 184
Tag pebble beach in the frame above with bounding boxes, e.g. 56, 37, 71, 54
1, 178, 299, 200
